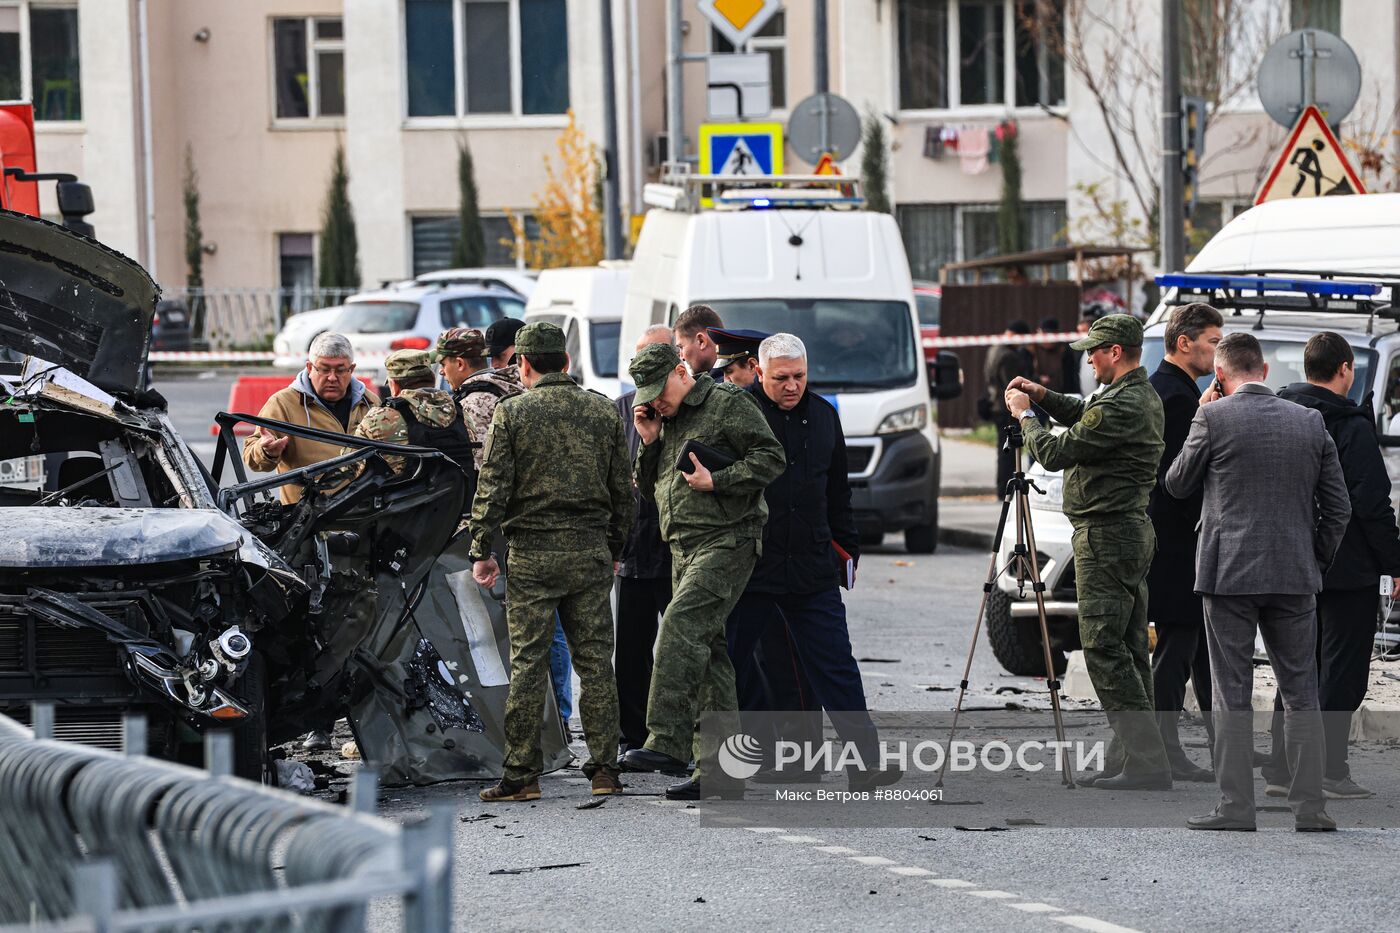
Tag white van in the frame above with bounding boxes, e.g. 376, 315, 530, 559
619, 170, 962, 553
524, 262, 628, 399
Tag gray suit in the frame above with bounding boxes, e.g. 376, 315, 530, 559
1164, 383, 1350, 821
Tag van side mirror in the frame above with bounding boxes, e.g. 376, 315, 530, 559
927, 350, 962, 401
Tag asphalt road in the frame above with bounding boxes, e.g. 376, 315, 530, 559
159, 368, 1400, 933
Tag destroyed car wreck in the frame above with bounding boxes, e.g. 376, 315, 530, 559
0, 209, 568, 784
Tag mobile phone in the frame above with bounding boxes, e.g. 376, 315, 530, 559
642, 403, 658, 420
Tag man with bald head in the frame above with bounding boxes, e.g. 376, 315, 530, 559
613, 324, 678, 756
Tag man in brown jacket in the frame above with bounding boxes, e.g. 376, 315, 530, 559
242, 332, 379, 505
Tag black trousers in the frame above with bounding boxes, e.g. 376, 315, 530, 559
1264, 586, 1377, 782
614, 575, 671, 750
1151, 620, 1214, 765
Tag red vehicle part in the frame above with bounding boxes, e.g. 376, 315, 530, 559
0, 103, 39, 215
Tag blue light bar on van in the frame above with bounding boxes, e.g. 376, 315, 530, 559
1155, 273, 1381, 297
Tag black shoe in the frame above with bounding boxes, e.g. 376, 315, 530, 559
1093, 771, 1172, 791
1170, 762, 1215, 782
301, 730, 332, 752
1295, 812, 1337, 832
849, 768, 902, 793
1187, 811, 1256, 831
665, 777, 744, 800
1076, 769, 1120, 787
621, 748, 691, 776
666, 777, 700, 800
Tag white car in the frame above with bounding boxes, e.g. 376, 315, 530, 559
272, 305, 344, 368
335, 283, 527, 370
524, 263, 628, 398
405, 267, 538, 301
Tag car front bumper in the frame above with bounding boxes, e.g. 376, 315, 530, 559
848, 430, 939, 535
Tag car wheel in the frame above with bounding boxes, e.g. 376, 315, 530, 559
985, 588, 1068, 677
903, 511, 939, 554
226, 652, 271, 784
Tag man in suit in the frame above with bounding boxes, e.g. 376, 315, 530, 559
1148, 303, 1223, 781
1164, 332, 1350, 832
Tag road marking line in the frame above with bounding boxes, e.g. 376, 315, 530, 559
777, 835, 824, 843
1010, 903, 1064, 914
744, 827, 786, 833
966, 890, 1019, 899
886, 866, 935, 877
1051, 916, 1143, 933
849, 855, 897, 866
928, 879, 978, 889
813, 846, 860, 855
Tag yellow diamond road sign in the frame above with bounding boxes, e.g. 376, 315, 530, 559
698, 0, 782, 49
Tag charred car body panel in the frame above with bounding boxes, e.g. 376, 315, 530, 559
0, 211, 567, 784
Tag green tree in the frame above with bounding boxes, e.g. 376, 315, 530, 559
451, 141, 486, 267
859, 109, 891, 214
318, 144, 360, 289
182, 144, 203, 288
997, 121, 1023, 256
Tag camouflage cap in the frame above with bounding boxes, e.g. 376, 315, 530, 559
429, 326, 487, 362
384, 349, 434, 382
630, 342, 682, 405
1070, 313, 1144, 351
514, 321, 566, 355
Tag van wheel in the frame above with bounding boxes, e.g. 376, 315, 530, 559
985, 588, 1068, 677
903, 514, 939, 554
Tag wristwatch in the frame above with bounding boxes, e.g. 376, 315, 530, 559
1017, 408, 1037, 422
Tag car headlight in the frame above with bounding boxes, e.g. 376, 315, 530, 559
876, 404, 928, 435
1029, 472, 1064, 512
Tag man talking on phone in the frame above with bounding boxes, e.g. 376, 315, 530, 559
620, 341, 785, 799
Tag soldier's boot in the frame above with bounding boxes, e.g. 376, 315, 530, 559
591, 772, 625, 796
479, 780, 542, 802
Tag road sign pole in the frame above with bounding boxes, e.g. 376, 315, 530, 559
814, 0, 830, 154
667, 0, 684, 163
1161, 0, 1185, 274
601, 0, 622, 259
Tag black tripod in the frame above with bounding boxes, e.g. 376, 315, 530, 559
936, 424, 1075, 788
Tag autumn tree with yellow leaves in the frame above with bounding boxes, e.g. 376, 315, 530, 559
508, 110, 603, 268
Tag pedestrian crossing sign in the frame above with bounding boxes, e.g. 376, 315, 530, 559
700, 122, 784, 178
1255, 104, 1366, 204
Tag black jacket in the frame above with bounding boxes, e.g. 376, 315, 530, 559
616, 390, 669, 579
1148, 360, 1205, 555
1279, 382, 1400, 590
744, 384, 859, 595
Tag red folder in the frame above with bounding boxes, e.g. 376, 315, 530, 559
832, 541, 855, 590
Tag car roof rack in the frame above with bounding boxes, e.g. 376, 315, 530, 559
643, 162, 864, 213
1156, 271, 1400, 335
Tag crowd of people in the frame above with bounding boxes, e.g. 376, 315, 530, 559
1001, 306, 1398, 831
243, 304, 892, 802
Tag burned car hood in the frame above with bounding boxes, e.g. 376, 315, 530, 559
0, 210, 157, 396
1, 508, 244, 568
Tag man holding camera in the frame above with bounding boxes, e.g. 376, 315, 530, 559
1005, 313, 1171, 790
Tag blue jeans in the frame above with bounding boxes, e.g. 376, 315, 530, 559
549, 615, 574, 721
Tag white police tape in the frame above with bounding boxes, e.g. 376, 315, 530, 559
922, 332, 1083, 349
149, 351, 392, 365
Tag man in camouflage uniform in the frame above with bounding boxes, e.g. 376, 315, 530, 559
1004, 313, 1172, 790
619, 342, 785, 800
346, 349, 469, 478
432, 324, 523, 471
468, 322, 634, 801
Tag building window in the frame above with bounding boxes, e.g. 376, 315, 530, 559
0, 3, 81, 121
279, 233, 316, 292
897, 200, 1066, 280
409, 214, 537, 274
405, 0, 569, 119
710, 11, 786, 109
1290, 0, 1341, 32
272, 16, 344, 120
898, 0, 1063, 111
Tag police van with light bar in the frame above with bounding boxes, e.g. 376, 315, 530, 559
988, 192, 1400, 676
619, 166, 962, 553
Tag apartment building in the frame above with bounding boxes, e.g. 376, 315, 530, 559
6, 0, 1397, 293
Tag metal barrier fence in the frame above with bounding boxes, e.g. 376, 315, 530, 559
0, 705, 452, 932
165, 288, 358, 350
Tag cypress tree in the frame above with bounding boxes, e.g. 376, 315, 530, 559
860, 109, 891, 214
451, 141, 486, 267
997, 121, 1024, 256
318, 144, 360, 289
182, 144, 203, 288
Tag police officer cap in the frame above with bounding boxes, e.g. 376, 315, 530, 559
709, 326, 770, 369
385, 349, 434, 382
430, 326, 487, 361
514, 321, 566, 356
486, 317, 527, 355
1070, 313, 1144, 351
630, 342, 682, 405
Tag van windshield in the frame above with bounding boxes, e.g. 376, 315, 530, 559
702, 299, 918, 391
1140, 336, 1375, 405
591, 321, 621, 378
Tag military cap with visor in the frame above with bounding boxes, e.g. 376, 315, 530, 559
630, 342, 683, 405
384, 349, 435, 382
429, 326, 487, 362
708, 326, 771, 369
1070, 313, 1145, 351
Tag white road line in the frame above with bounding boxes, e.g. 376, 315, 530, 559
1010, 903, 1064, 914
743, 827, 786, 833
813, 846, 860, 855
849, 855, 898, 866
1051, 916, 1143, 933
886, 866, 935, 877
777, 835, 824, 844
928, 879, 978, 889
966, 890, 1019, 899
